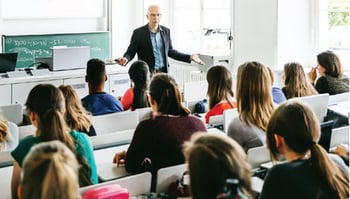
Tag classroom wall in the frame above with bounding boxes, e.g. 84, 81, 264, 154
0, 0, 315, 71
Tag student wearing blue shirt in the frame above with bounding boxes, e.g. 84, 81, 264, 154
82, 58, 123, 116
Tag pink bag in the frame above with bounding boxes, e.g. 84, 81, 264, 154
83, 184, 129, 199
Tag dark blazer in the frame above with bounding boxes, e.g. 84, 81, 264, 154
123, 24, 191, 73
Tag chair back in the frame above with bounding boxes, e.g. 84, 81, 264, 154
223, 108, 238, 134
91, 111, 138, 134
247, 146, 270, 169
156, 164, 187, 193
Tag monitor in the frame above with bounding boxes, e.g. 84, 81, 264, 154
0, 52, 18, 73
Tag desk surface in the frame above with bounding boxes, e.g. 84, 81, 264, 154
0, 65, 127, 85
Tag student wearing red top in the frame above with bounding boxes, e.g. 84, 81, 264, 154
205, 65, 237, 123
121, 60, 150, 110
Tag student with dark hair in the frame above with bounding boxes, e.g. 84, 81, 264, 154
82, 58, 123, 116
18, 141, 80, 199
11, 84, 98, 199
282, 62, 318, 99
59, 85, 96, 136
308, 50, 349, 95
113, 73, 206, 175
184, 133, 253, 199
205, 65, 237, 123
260, 101, 349, 199
121, 60, 150, 110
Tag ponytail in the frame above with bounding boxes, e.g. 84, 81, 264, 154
26, 84, 92, 187
310, 143, 349, 198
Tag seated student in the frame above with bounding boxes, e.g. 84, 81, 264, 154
121, 60, 150, 111
228, 62, 274, 153
184, 133, 254, 199
308, 50, 349, 95
267, 67, 286, 104
82, 58, 123, 116
0, 113, 18, 151
18, 141, 80, 199
59, 85, 96, 136
11, 84, 98, 199
205, 65, 237, 124
260, 101, 349, 199
282, 62, 318, 99
113, 73, 207, 175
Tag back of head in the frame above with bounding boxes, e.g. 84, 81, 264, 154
128, 60, 150, 109
266, 101, 349, 198
25, 84, 70, 141
206, 65, 234, 109
236, 61, 274, 131
21, 140, 79, 199
283, 62, 317, 98
86, 58, 106, 88
184, 133, 252, 199
58, 85, 91, 132
317, 50, 343, 78
149, 73, 190, 115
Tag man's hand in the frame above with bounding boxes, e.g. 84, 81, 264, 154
190, 54, 205, 65
115, 57, 128, 66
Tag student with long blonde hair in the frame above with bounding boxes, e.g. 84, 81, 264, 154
18, 141, 80, 199
227, 61, 274, 152
282, 62, 318, 99
184, 133, 253, 199
11, 84, 97, 199
260, 101, 349, 199
0, 113, 18, 151
59, 85, 96, 136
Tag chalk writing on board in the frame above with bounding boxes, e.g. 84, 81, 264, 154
3, 32, 110, 68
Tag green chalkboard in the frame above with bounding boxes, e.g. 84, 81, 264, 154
2, 32, 110, 68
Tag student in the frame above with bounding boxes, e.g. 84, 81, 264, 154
184, 133, 253, 199
18, 141, 80, 199
308, 50, 349, 95
82, 58, 123, 116
260, 101, 349, 199
282, 62, 318, 99
115, 5, 204, 73
205, 65, 237, 124
227, 61, 274, 152
59, 85, 96, 136
11, 84, 98, 199
121, 60, 150, 111
267, 67, 286, 104
113, 73, 206, 175
0, 113, 19, 151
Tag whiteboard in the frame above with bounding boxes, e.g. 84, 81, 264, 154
1, 0, 105, 19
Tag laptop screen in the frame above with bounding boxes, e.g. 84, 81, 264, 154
0, 53, 18, 73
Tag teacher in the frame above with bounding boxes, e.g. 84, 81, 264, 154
116, 5, 204, 74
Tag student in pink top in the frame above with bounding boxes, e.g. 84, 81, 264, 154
121, 60, 150, 110
205, 65, 237, 123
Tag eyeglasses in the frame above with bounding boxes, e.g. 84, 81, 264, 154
149, 13, 162, 17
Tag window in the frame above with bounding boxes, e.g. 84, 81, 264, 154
318, 0, 350, 70
172, 0, 232, 54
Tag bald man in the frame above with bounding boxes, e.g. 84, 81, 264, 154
116, 5, 203, 74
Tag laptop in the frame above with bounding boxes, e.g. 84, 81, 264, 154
52, 46, 90, 71
0, 52, 18, 73
288, 93, 330, 122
